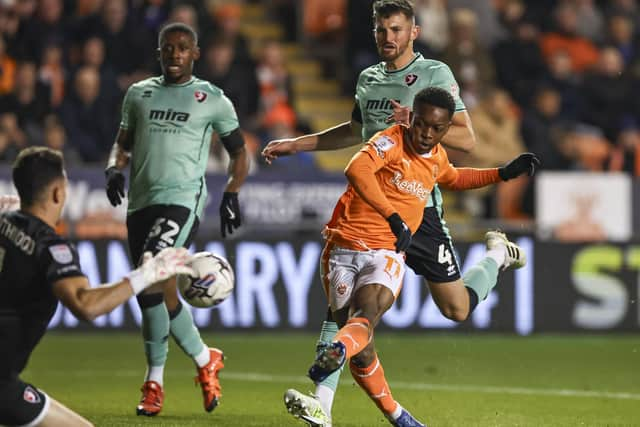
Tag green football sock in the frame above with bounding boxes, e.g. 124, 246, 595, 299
462, 257, 499, 301
169, 303, 206, 360
142, 303, 170, 367
313, 320, 342, 416
316, 320, 342, 392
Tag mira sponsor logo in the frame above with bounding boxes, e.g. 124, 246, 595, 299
365, 98, 400, 110
390, 171, 429, 201
149, 109, 190, 122
149, 109, 190, 133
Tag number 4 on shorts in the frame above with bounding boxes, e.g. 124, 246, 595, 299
438, 244, 452, 266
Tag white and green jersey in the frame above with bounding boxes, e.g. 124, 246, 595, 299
120, 76, 239, 217
354, 53, 466, 208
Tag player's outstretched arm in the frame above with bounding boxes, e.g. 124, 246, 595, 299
441, 152, 541, 191
440, 110, 476, 153
261, 120, 362, 164
52, 248, 194, 321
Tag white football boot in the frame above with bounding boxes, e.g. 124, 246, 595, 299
485, 230, 526, 270
284, 389, 332, 427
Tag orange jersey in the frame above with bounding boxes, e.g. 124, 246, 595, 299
324, 125, 500, 250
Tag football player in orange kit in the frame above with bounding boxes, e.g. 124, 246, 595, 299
307, 87, 539, 427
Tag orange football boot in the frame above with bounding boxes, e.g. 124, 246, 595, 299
136, 380, 164, 416
194, 348, 225, 412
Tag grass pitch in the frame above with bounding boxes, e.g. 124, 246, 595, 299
23, 333, 639, 426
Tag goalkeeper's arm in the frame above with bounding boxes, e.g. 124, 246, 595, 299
51, 248, 193, 322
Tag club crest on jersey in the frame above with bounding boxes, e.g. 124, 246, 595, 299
23, 386, 41, 404
432, 164, 439, 179
194, 91, 207, 103
49, 244, 73, 264
405, 73, 418, 86
371, 135, 395, 159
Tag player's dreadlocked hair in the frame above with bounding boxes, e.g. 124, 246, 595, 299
413, 87, 456, 118
372, 0, 415, 21
12, 147, 65, 207
158, 22, 198, 47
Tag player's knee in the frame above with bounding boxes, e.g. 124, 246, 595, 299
440, 305, 469, 322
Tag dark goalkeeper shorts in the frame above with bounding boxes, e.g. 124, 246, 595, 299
0, 378, 49, 426
404, 206, 462, 283
127, 204, 200, 266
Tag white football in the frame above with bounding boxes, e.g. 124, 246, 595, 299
177, 251, 235, 308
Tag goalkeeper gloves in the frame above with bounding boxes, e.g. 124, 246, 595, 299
126, 247, 194, 294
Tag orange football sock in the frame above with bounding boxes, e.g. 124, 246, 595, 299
333, 317, 371, 359
350, 354, 398, 416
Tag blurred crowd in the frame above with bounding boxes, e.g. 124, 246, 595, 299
1, 0, 640, 220
0, 0, 302, 172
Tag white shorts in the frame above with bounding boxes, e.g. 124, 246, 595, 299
321, 245, 405, 311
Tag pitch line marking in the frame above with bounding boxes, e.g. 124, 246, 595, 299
221, 372, 640, 401
34, 370, 640, 401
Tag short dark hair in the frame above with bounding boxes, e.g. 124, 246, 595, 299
158, 22, 198, 47
12, 147, 65, 207
413, 87, 456, 118
373, 0, 415, 21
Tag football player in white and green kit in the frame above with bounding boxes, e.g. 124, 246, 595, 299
104, 23, 249, 417
263, 1, 529, 426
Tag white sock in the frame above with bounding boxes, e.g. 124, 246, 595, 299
194, 346, 211, 368
390, 401, 403, 420
314, 384, 335, 418
145, 365, 164, 385
486, 246, 506, 268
